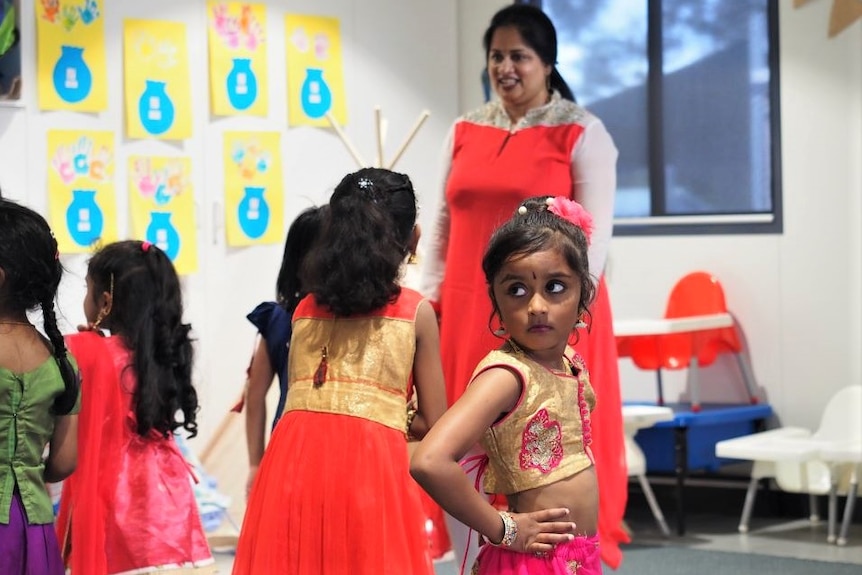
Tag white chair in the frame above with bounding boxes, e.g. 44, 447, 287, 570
715, 385, 862, 544
623, 405, 673, 536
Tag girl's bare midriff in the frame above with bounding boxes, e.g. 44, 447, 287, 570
507, 466, 599, 536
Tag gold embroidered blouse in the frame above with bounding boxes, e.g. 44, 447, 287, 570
473, 348, 596, 494
285, 289, 423, 433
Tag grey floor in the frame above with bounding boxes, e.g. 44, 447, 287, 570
212, 492, 862, 573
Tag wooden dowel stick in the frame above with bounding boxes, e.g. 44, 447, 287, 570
374, 106, 385, 168
387, 110, 430, 170
325, 112, 367, 168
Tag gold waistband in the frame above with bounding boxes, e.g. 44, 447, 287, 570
285, 379, 407, 432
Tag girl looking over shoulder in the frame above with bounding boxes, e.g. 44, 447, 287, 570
412, 196, 601, 574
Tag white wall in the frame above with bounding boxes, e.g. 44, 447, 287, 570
1, 0, 458, 446
454, 0, 862, 431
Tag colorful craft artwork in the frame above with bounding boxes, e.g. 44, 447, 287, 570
123, 20, 192, 140
285, 14, 347, 126
35, 0, 107, 111
47, 131, 118, 253
128, 157, 198, 274
223, 131, 284, 246
207, 2, 268, 116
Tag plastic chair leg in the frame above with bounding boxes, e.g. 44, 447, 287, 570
655, 369, 664, 405
827, 485, 838, 543
688, 358, 701, 412
739, 476, 759, 533
837, 478, 858, 546
637, 474, 670, 537
734, 352, 760, 404
809, 493, 820, 522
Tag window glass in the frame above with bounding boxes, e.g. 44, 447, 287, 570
543, 0, 776, 226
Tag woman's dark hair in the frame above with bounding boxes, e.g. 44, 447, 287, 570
87, 240, 198, 438
304, 168, 417, 316
0, 199, 78, 414
276, 204, 327, 313
483, 4, 575, 102
482, 196, 595, 339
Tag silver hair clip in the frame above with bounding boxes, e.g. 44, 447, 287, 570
358, 178, 373, 190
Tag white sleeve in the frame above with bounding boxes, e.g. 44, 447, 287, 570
419, 124, 455, 304
571, 117, 618, 281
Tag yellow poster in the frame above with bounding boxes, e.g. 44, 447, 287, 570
35, 0, 108, 111
285, 14, 346, 127
47, 130, 117, 254
128, 157, 198, 274
207, 2, 268, 116
123, 20, 192, 140
223, 131, 284, 246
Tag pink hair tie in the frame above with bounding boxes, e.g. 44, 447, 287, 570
546, 196, 594, 245
141, 241, 152, 252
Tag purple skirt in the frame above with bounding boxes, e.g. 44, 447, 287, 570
0, 489, 64, 575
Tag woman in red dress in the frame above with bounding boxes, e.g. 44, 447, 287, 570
421, 4, 628, 569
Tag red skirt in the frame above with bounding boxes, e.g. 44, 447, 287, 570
570, 280, 629, 568
233, 410, 434, 574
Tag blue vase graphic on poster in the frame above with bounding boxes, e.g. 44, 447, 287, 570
53, 46, 93, 103
146, 212, 181, 260
66, 189, 103, 246
238, 186, 269, 239
227, 58, 258, 111
139, 80, 175, 135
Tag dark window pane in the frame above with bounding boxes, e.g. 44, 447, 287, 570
543, 0, 776, 224
661, 0, 772, 215
544, 0, 650, 217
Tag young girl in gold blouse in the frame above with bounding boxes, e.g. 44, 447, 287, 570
412, 196, 601, 574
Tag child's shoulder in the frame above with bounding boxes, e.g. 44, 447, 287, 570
471, 349, 529, 380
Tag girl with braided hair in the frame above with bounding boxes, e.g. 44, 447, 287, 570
0, 198, 79, 575
56, 240, 215, 575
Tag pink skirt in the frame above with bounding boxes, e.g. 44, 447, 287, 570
472, 535, 601, 575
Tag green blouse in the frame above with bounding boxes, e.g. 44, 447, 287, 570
0, 354, 80, 525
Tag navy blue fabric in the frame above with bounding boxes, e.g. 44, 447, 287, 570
246, 301, 292, 429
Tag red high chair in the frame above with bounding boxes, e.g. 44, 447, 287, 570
617, 272, 760, 411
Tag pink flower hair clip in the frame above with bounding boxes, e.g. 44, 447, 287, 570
546, 197, 593, 244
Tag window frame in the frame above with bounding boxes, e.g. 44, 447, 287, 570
528, 0, 784, 236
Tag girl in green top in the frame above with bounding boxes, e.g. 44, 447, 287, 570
0, 197, 80, 575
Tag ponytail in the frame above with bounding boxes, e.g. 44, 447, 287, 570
550, 68, 575, 102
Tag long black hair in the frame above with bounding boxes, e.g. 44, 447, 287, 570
483, 4, 576, 102
87, 240, 198, 438
275, 205, 327, 313
0, 198, 78, 414
304, 168, 417, 316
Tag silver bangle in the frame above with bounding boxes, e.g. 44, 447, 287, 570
491, 511, 518, 547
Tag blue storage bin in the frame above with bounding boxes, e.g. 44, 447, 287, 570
631, 402, 773, 473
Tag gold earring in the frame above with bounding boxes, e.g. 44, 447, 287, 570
92, 309, 108, 330
408, 253, 419, 265
93, 273, 114, 330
